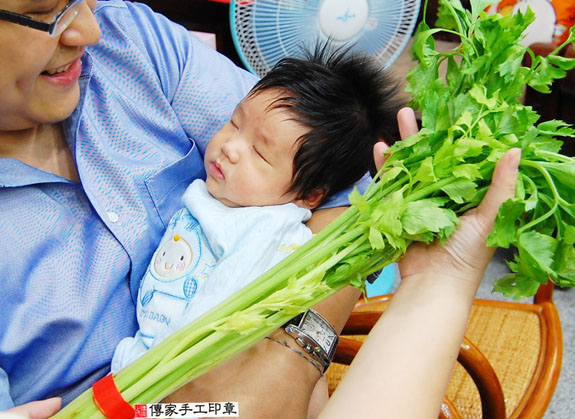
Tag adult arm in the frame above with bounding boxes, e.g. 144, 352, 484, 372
163, 208, 362, 418
320, 145, 521, 418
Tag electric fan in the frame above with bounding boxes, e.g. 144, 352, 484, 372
230, 0, 421, 77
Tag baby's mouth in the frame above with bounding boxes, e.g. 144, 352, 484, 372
209, 161, 225, 180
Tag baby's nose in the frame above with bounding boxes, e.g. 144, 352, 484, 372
222, 140, 241, 163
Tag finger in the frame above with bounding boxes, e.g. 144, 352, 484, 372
476, 148, 521, 224
7, 398, 61, 419
397, 107, 418, 140
373, 141, 389, 171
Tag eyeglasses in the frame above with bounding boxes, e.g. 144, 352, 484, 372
0, 0, 85, 37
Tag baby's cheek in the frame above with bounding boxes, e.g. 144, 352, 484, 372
176, 261, 186, 272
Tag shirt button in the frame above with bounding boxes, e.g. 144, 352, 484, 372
107, 211, 119, 223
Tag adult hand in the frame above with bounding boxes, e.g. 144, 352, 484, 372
373, 107, 419, 170
375, 106, 521, 292
322, 144, 520, 419
2, 398, 61, 419
399, 145, 521, 296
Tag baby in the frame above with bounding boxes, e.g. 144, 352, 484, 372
112, 45, 402, 371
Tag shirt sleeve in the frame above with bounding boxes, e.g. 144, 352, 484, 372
117, 1, 259, 155
319, 172, 373, 209
0, 368, 14, 410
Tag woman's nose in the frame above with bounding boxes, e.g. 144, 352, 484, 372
59, 0, 102, 47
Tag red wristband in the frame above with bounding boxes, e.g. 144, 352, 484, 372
92, 374, 135, 419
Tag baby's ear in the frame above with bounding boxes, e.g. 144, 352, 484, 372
297, 188, 327, 210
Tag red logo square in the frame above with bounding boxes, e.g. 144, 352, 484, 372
134, 404, 148, 418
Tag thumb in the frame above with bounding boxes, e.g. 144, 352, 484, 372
476, 148, 521, 225
4, 398, 61, 419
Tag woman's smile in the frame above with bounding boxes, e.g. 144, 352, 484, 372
40, 58, 82, 88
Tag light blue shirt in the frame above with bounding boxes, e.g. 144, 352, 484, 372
0, 0, 368, 409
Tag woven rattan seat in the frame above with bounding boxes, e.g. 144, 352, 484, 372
326, 282, 562, 418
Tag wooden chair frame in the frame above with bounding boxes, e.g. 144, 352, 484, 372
330, 282, 562, 418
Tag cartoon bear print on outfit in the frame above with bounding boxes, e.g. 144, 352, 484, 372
137, 209, 216, 348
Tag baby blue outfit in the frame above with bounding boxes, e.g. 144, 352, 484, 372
111, 180, 312, 371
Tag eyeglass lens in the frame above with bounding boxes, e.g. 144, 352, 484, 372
53, 0, 83, 36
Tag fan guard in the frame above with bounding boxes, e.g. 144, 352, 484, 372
230, 0, 421, 77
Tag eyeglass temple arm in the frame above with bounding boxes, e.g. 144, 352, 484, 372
0, 9, 52, 32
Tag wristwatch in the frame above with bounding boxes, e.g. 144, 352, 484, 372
284, 309, 339, 372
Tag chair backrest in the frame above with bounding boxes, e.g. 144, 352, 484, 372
326, 282, 562, 418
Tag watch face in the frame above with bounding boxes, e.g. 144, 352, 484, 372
302, 311, 337, 351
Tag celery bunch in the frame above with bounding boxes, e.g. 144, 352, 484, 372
56, 0, 575, 416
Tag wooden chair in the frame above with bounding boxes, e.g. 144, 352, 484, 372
326, 282, 563, 418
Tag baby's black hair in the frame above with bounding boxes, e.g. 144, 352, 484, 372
248, 43, 404, 206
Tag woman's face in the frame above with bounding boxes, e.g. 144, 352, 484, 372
0, 0, 101, 131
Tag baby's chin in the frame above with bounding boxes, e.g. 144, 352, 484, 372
204, 183, 240, 208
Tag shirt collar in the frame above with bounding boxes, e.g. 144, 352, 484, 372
0, 158, 76, 187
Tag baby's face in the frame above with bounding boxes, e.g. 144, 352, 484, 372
204, 89, 310, 208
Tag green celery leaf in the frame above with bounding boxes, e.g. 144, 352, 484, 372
528, 56, 568, 93
413, 156, 437, 185
411, 24, 443, 66
452, 163, 483, 180
369, 226, 386, 250
469, 85, 498, 108
547, 55, 575, 71
406, 61, 441, 105
401, 199, 456, 235
524, 189, 538, 212
436, 0, 466, 31
446, 56, 463, 91
487, 199, 525, 247
529, 136, 564, 154
453, 138, 486, 158
493, 273, 541, 299
419, 79, 452, 131
504, 5, 536, 32
454, 110, 473, 129
554, 243, 575, 285
563, 223, 575, 245
441, 179, 477, 203
349, 273, 364, 289
537, 120, 575, 138
374, 191, 407, 251
378, 166, 404, 186
498, 45, 526, 83
540, 162, 575, 191
516, 173, 526, 201
349, 187, 370, 214
470, 0, 497, 19
388, 129, 430, 153
331, 254, 371, 287
517, 231, 558, 277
